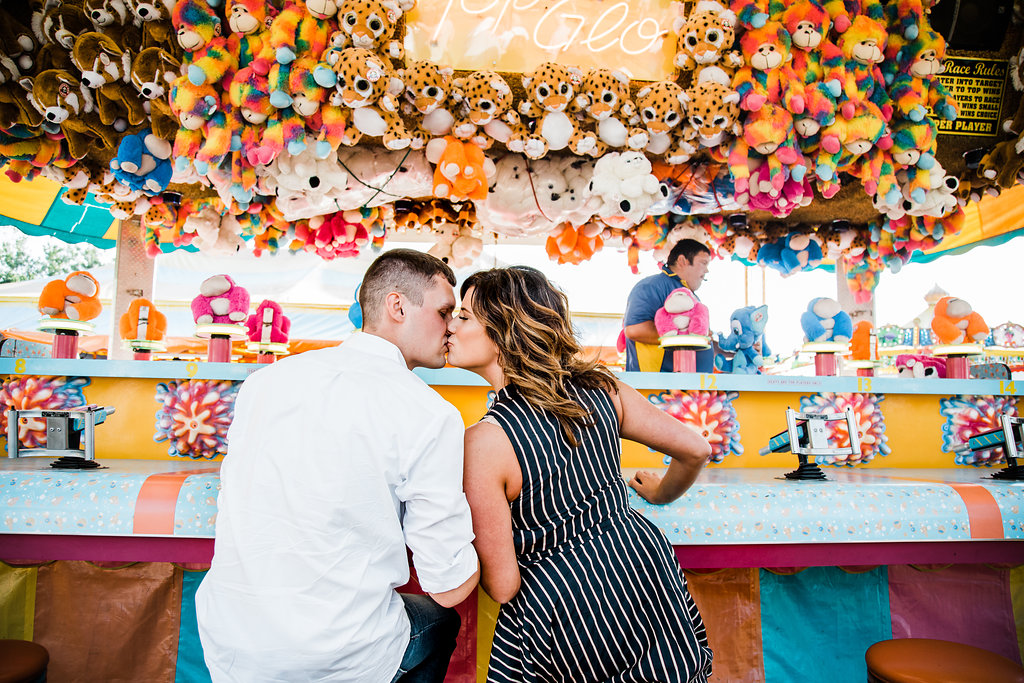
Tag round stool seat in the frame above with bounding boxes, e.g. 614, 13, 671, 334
0, 639, 49, 683
866, 638, 1024, 683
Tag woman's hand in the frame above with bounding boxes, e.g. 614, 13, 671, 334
628, 470, 669, 505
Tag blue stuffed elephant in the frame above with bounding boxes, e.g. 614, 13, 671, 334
715, 304, 770, 374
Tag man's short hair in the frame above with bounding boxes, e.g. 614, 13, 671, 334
667, 238, 711, 267
359, 249, 456, 328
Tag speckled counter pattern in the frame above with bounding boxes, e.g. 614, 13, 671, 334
3, 459, 1022, 543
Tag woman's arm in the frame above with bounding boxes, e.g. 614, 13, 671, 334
463, 421, 522, 603
611, 379, 712, 505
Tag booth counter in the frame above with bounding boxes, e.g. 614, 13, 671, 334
1, 358, 1023, 682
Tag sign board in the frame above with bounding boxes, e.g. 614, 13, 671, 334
404, 0, 681, 81
936, 56, 1009, 137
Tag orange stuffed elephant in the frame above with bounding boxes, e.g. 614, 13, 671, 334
930, 296, 989, 345
119, 298, 168, 341
37, 271, 103, 321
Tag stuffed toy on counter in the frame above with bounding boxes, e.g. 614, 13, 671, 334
655, 287, 711, 338
38, 271, 103, 321
800, 296, 853, 343
715, 304, 770, 374
191, 273, 251, 324
930, 296, 989, 345
119, 297, 168, 341
246, 299, 291, 344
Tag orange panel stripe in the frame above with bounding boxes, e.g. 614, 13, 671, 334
133, 469, 219, 535
855, 472, 1005, 540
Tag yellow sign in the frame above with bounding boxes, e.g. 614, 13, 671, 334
404, 0, 680, 81
936, 57, 1008, 137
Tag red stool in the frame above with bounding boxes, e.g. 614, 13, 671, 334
0, 639, 48, 683
866, 638, 1024, 683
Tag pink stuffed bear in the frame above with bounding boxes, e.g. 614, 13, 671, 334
896, 353, 946, 379
654, 287, 710, 337
191, 274, 251, 324
246, 299, 291, 343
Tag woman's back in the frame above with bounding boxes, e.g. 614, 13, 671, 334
484, 380, 713, 683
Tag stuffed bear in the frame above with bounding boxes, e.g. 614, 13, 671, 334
586, 151, 667, 229
38, 271, 103, 321
119, 297, 168, 341
172, 0, 237, 88
931, 296, 988, 345
264, 144, 350, 220
800, 296, 853, 342
124, 0, 178, 53
635, 80, 697, 164
655, 286, 710, 337
508, 62, 596, 159
573, 69, 647, 156
130, 48, 183, 141
27, 69, 121, 159
674, 1, 743, 83
895, 353, 946, 378
191, 274, 250, 324
399, 60, 455, 149
110, 129, 173, 193
327, 47, 411, 150
72, 32, 148, 127
450, 70, 520, 150
246, 299, 291, 343
428, 220, 482, 268
226, 0, 276, 68
715, 304, 769, 373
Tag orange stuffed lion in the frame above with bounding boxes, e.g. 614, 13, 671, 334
119, 298, 168, 341
930, 296, 989, 345
37, 271, 102, 321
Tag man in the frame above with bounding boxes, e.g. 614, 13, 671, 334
196, 249, 479, 683
623, 238, 714, 372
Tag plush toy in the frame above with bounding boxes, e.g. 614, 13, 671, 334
849, 319, 874, 360
38, 271, 103, 321
571, 69, 647, 156
72, 32, 147, 127
191, 274, 250, 324
450, 70, 520, 150
172, 0, 236, 88
286, 54, 345, 157
1004, 46, 1024, 136
110, 129, 173, 193
119, 297, 168, 341
508, 62, 596, 159
728, 102, 805, 196
733, 22, 806, 114
781, 0, 842, 139
685, 73, 741, 153
264, 144, 349, 220
334, 146, 433, 209
399, 60, 454, 149
979, 139, 1024, 192
125, 0, 178, 54
814, 100, 889, 197
34, 4, 91, 73
745, 162, 814, 217
879, 117, 938, 205
226, 0, 276, 68
27, 69, 121, 159
887, 28, 958, 123
834, 14, 891, 121
715, 304, 769, 373
800, 297, 853, 342
675, 1, 744, 82
427, 221, 482, 268
327, 47, 411, 150
168, 76, 232, 174
545, 222, 603, 265
655, 287, 710, 338
130, 48, 183, 141
246, 299, 291, 343
931, 296, 989, 345
425, 136, 494, 201
895, 353, 946, 378
635, 81, 696, 164
329, 0, 402, 59
257, 0, 337, 109
83, 0, 143, 45
0, 8, 36, 77
586, 151, 668, 229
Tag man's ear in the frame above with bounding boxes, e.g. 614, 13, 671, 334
384, 291, 405, 322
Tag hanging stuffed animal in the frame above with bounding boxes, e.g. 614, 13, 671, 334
887, 28, 958, 123
172, 0, 237, 88
572, 69, 648, 156
38, 271, 103, 321
449, 70, 521, 150
674, 1, 743, 83
110, 128, 173, 193
126, 0, 179, 55
328, 47, 411, 150
257, 0, 337, 109
635, 80, 697, 164
398, 60, 455, 149
168, 75, 232, 174
34, 3, 92, 73
685, 71, 741, 156
226, 0, 276, 68
733, 21, 806, 114
27, 69, 121, 159
833, 12, 891, 121
71, 32, 148, 127
781, 0, 842, 141
329, 0, 402, 60
130, 47, 183, 141
83, 0, 144, 46
508, 62, 597, 159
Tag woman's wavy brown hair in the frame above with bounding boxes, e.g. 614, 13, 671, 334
461, 266, 617, 446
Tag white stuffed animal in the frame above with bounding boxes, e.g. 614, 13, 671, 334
193, 214, 247, 255
263, 147, 350, 221
586, 151, 668, 229
337, 147, 434, 209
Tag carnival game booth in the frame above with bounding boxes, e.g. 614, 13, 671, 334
2, 0, 1024, 680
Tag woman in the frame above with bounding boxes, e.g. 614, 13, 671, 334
447, 266, 713, 683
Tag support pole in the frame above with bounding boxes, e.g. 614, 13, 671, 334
108, 218, 156, 360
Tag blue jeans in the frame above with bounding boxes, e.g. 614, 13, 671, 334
389, 594, 461, 683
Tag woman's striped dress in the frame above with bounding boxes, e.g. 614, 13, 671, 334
484, 382, 713, 683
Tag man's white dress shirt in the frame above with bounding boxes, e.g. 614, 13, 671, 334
195, 332, 477, 682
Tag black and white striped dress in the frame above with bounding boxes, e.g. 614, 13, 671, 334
484, 382, 713, 683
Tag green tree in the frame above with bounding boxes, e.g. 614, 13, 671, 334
0, 229, 108, 284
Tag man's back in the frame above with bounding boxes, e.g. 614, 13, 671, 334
196, 333, 475, 682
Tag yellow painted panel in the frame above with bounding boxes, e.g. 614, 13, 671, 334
0, 175, 61, 225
